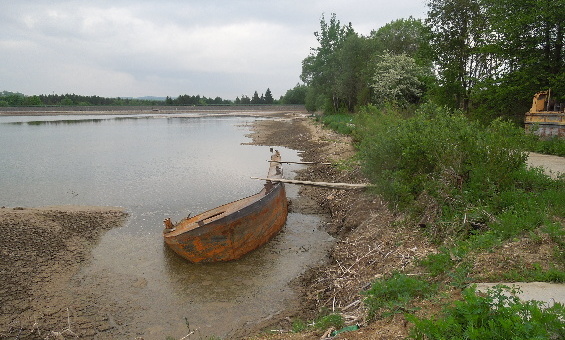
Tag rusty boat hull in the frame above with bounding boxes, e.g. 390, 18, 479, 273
163, 152, 288, 263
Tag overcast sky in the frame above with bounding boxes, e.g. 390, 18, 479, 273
1, 0, 427, 100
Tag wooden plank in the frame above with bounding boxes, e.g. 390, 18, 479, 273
251, 177, 371, 189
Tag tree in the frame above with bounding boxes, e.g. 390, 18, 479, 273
240, 95, 251, 104
282, 84, 308, 104
426, 0, 492, 112
370, 17, 430, 59
371, 52, 427, 106
472, 0, 565, 119
251, 91, 261, 104
333, 33, 376, 111
264, 88, 274, 104
301, 13, 355, 112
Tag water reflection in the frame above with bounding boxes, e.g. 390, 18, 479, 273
0, 114, 333, 339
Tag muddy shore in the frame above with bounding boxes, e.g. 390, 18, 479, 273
0, 206, 127, 338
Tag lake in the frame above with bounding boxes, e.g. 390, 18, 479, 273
0, 113, 333, 339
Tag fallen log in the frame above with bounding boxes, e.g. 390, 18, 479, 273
268, 160, 332, 165
250, 177, 371, 189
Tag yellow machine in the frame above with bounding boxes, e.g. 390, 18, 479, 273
525, 90, 565, 138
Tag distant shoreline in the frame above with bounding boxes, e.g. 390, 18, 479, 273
0, 104, 307, 116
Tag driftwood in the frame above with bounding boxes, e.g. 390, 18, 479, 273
268, 160, 332, 165
251, 177, 371, 190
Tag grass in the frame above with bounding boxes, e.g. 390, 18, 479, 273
363, 272, 437, 319
315, 113, 355, 135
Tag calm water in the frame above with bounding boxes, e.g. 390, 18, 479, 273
0, 113, 333, 339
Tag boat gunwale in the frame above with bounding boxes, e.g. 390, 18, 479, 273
164, 182, 283, 237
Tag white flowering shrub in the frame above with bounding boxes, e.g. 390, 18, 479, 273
371, 52, 425, 106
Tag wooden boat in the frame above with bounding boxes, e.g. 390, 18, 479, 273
163, 150, 288, 262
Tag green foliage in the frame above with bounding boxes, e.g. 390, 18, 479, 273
418, 251, 454, 276
525, 134, 565, 157
313, 314, 344, 331
497, 264, 565, 283
409, 285, 565, 339
301, 13, 356, 113
316, 113, 354, 135
301, 14, 433, 113
418, 248, 474, 288
282, 84, 308, 104
426, 0, 491, 112
356, 103, 565, 253
424, 0, 565, 118
289, 314, 344, 333
356, 103, 527, 210
363, 272, 436, 320
370, 17, 430, 59
291, 318, 308, 333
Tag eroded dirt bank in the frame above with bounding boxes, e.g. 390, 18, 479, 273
0, 206, 127, 338
245, 116, 436, 339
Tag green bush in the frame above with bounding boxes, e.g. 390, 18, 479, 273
363, 272, 436, 320
418, 251, 454, 276
355, 103, 564, 248
356, 104, 528, 210
409, 285, 565, 339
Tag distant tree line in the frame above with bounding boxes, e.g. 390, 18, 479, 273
164, 94, 231, 105
235, 88, 276, 105
0, 89, 298, 107
0, 92, 169, 107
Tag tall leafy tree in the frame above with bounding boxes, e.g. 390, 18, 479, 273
301, 13, 355, 112
426, 0, 492, 112
370, 17, 430, 59
282, 84, 308, 104
334, 33, 376, 110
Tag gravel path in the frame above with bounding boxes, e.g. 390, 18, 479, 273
527, 152, 565, 179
